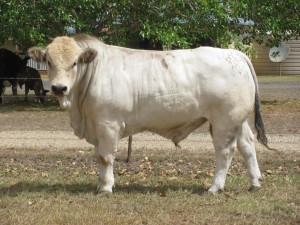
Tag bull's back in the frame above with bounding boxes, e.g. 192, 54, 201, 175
133, 47, 253, 106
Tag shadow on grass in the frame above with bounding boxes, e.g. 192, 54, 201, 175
0, 181, 96, 196
0, 180, 207, 196
116, 182, 207, 196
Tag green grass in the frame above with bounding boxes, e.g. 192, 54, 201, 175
261, 99, 300, 107
257, 75, 300, 82
0, 149, 299, 225
0, 97, 61, 113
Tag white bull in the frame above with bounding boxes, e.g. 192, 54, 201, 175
29, 34, 270, 194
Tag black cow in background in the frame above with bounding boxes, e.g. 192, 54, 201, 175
0, 48, 29, 103
18, 66, 49, 103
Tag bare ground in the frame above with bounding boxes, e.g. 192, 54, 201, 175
0, 81, 299, 154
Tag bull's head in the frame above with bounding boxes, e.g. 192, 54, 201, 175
28, 36, 97, 108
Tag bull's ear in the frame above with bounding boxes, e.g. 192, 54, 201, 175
28, 47, 46, 63
78, 48, 97, 64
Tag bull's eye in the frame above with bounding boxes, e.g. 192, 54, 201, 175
72, 62, 77, 68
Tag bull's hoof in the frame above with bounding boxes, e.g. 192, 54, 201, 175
248, 185, 260, 192
95, 184, 113, 195
95, 191, 112, 197
95, 188, 112, 196
208, 186, 224, 195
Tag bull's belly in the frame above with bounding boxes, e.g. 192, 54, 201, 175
123, 93, 208, 142
122, 114, 208, 144
147, 117, 208, 144
140, 110, 204, 130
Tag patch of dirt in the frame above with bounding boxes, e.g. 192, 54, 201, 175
0, 81, 299, 153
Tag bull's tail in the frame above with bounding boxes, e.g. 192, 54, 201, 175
254, 91, 269, 148
241, 52, 279, 152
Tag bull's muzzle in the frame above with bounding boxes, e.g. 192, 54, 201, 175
51, 85, 67, 96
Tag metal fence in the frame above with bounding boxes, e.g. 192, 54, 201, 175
27, 58, 47, 70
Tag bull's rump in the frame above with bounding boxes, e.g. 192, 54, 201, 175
87, 46, 255, 134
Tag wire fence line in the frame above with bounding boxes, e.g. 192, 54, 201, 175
1, 96, 54, 98
1, 78, 47, 80
1, 79, 54, 100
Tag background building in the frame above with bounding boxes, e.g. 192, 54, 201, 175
252, 39, 300, 76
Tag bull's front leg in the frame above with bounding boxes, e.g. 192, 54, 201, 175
0, 85, 3, 104
95, 151, 115, 193
12, 83, 18, 96
11, 82, 18, 102
25, 86, 30, 102
94, 122, 120, 194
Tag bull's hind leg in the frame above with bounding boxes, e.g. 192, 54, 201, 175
208, 127, 237, 194
236, 120, 261, 191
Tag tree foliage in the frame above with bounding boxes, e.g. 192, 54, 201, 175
0, 0, 299, 51
230, 0, 300, 46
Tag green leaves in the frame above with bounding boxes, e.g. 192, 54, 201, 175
230, 0, 300, 47
0, 0, 299, 50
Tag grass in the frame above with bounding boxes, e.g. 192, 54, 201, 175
0, 97, 61, 113
261, 99, 300, 108
0, 149, 299, 225
257, 75, 300, 82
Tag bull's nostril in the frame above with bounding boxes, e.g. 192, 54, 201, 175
51, 85, 67, 95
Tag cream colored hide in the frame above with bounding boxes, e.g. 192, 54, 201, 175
29, 34, 268, 194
